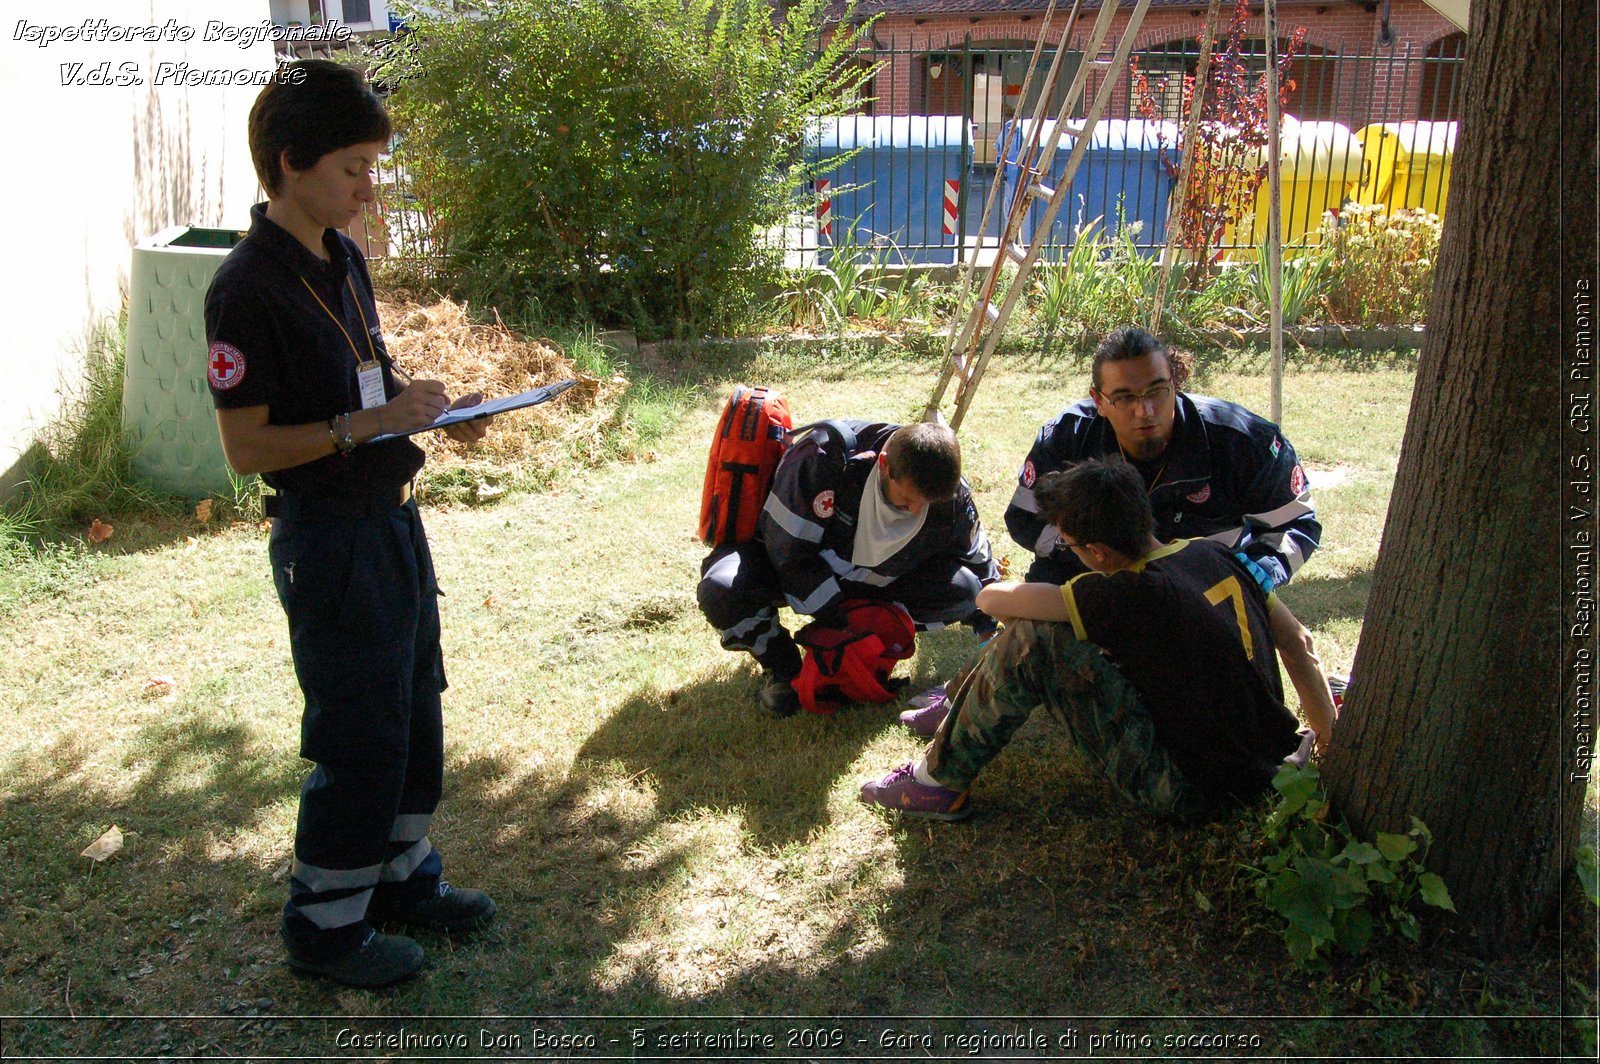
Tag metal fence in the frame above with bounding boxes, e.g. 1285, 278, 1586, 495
358, 33, 1465, 267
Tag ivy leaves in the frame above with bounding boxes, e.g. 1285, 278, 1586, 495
1247, 762, 1455, 971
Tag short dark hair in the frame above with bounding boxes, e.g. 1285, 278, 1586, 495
248, 60, 391, 196
1091, 326, 1193, 393
885, 422, 962, 501
1035, 458, 1153, 560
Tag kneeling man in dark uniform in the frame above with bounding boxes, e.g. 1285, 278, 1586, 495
861, 459, 1335, 822
698, 420, 999, 715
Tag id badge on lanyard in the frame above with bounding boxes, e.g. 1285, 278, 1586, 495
357, 359, 387, 409
300, 273, 392, 411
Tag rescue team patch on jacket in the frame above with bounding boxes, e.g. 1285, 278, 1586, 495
1022, 460, 1036, 487
1291, 464, 1307, 495
208, 342, 246, 389
1187, 484, 1211, 504
813, 490, 836, 518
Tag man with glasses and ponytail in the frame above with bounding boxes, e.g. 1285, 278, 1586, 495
900, 326, 1329, 739
1003, 327, 1319, 590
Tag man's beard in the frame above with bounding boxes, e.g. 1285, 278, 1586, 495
1125, 432, 1169, 462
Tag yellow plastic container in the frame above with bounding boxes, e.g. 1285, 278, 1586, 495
1223, 117, 1363, 257
1349, 120, 1456, 220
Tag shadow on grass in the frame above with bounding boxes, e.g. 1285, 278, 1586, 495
0, 646, 1575, 1060
1277, 567, 1375, 629
575, 668, 889, 848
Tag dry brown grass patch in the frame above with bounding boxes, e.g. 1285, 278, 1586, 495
375, 289, 617, 466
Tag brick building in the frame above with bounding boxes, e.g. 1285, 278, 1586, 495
825, 0, 1466, 150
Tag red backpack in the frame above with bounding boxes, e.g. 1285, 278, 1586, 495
698, 386, 855, 548
698, 385, 793, 547
791, 599, 918, 715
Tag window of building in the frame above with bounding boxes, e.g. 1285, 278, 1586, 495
1419, 32, 1467, 120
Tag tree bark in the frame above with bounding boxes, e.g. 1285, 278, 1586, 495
1321, 0, 1597, 954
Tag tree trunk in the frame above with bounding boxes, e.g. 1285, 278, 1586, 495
1321, 0, 1596, 954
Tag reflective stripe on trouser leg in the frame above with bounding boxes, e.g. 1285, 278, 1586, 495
274, 501, 446, 953
698, 542, 801, 675
288, 854, 380, 931
924, 619, 1210, 819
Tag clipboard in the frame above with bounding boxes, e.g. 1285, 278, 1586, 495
366, 378, 579, 443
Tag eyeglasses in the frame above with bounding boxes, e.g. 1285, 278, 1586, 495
1097, 382, 1174, 411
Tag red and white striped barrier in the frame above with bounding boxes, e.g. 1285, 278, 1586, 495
816, 179, 833, 238
942, 179, 959, 236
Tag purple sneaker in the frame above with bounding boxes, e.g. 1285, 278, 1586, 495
859, 762, 972, 821
898, 697, 951, 738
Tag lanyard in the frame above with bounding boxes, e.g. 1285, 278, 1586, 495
300, 273, 381, 368
1118, 441, 1170, 494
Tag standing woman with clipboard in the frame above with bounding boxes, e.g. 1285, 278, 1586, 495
205, 60, 496, 988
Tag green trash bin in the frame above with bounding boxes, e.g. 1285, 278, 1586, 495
123, 225, 245, 499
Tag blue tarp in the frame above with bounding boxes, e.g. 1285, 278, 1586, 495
805, 116, 974, 265
998, 118, 1181, 250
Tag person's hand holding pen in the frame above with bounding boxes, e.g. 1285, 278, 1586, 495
388, 361, 494, 445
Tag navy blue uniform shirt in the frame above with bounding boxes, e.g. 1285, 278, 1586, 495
758, 421, 999, 618
205, 203, 424, 497
1005, 393, 1320, 588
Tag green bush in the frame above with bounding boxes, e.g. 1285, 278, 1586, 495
379, 0, 873, 339
765, 230, 931, 330
1240, 243, 1334, 327
1030, 212, 1159, 349
1320, 204, 1442, 326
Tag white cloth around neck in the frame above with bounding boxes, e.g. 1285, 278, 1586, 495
853, 462, 929, 567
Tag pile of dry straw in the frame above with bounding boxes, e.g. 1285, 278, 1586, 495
374, 290, 616, 464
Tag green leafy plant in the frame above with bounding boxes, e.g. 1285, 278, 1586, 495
1247, 761, 1456, 971
1238, 242, 1333, 326
1319, 203, 1442, 326
0, 497, 42, 548
378, 0, 875, 339
4, 314, 177, 534
765, 228, 931, 329
1029, 202, 1177, 349
221, 468, 263, 523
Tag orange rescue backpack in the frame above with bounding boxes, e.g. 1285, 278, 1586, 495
698, 385, 793, 547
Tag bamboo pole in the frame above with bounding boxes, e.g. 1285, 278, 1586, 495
1149, 0, 1222, 331
1265, 0, 1284, 423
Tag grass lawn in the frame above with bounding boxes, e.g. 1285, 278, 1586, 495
0, 343, 1590, 1059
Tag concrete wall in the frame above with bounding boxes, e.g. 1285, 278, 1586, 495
269, 0, 399, 35
0, 1, 276, 494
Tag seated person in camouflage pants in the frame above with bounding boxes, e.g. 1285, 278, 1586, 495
860, 459, 1335, 822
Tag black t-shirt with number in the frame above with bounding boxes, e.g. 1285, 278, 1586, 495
1062, 538, 1302, 801
204, 203, 423, 497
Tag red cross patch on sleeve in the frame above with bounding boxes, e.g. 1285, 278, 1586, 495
207, 342, 247, 390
